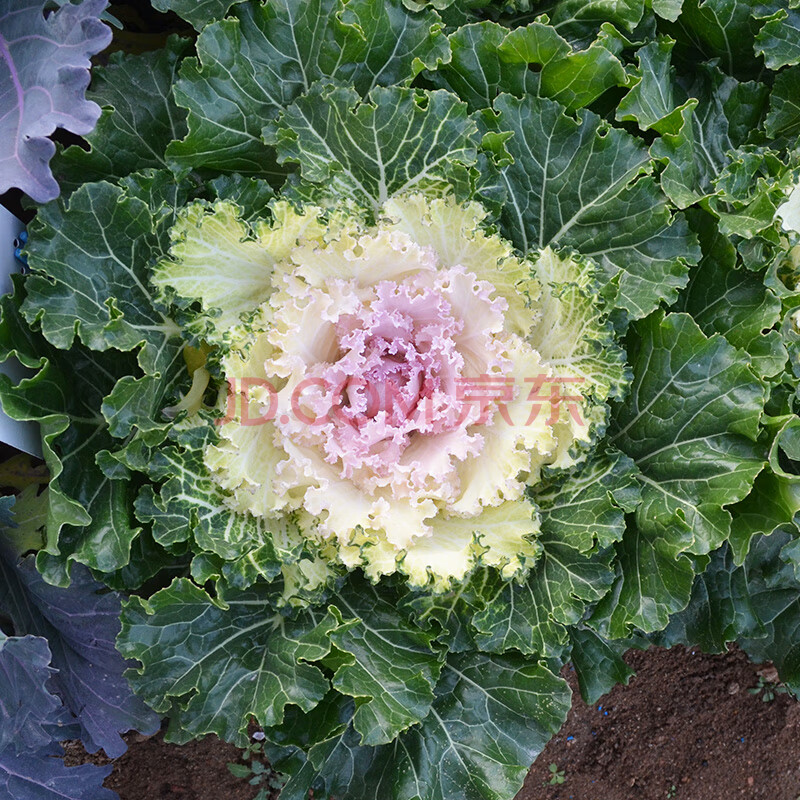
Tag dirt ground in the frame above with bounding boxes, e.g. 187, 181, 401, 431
523, 646, 800, 800
63, 645, 800, 800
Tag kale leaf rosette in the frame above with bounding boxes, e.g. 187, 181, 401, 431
1, 1, 799, 799
152, 192, 625, 592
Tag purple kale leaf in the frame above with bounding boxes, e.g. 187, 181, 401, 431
0, 549, 161, 758
0, 0, 112, 202
0, 634, 117, 800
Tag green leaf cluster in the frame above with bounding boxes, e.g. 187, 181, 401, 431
3, 1, 800, 799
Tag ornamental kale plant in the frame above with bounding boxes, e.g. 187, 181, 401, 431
1, 1, 800, 799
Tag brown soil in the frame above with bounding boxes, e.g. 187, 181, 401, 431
522, 646, 800, 800
63, 731, 269, 800
65, 646, 800, 800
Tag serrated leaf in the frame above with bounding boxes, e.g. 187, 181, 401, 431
329, 581, 444, 746
0, 284, 144, 580
710, 147, 791, 239
650, 65, 769, 209
272, 84, 476, 212
54, 36, 192, 193
590, 518, 698, 639
119, 579, 339, 747
754, 7, 800, 69
533, 447, 641, 554
727, 414, 800, 563
653, 543, 760, 652
277, 653, 570, 800
611, 311, 766, 556
207, 174, 275, 221
396, 653, 569, 800
0, 0, 112, 202
399, 583, 481, 654
167, 0, 448, 173
471, 534, 615, 658
22, 181, 182, 376
732, 531, 800, 693
615, 37, 690, 134
128, 437, 287, 571
729, 469, 800, 565
479, 93, 698, 319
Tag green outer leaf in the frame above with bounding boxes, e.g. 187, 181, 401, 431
275, 653, 571, 800
480, 93, 698, 319
272, 84, 477, 212
754, 7, 800, 69
150, 0, 246, 30
596, 311, 766, 635
428, 22, 535, 112
671, 0, 759, 75
54, 37, 192, 193
488, 20, 628, 113
660, 528, 800, 696
392, 653, 570, 800
21, 181, 181, 376
118, 578, 339, 747
679, 210, 787, 379
471, 534, 616, 658
0, 282, 142, 582
399, 570, 496, 654
615, 37, 689, 134
651, 0, 684, 22
533, 447, 641, 554
765, 67, 800, 142
329, 581, 444, 746
207, 174, 275, 221
167, 0, 448, 173
536, 41, 627, 112
590, 520, 697, 639
117, 431, 289, 572
549, 0, 645, 35
729, 469, 800, 565
650, 66, 769, 209
568, 627, 638, 704
611, 311, 765, 555
654, 543, 761, 653
739, 531, 800, 692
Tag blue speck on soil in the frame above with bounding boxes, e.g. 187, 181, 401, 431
567, 736, 574, 741
740, 737, 745, 743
